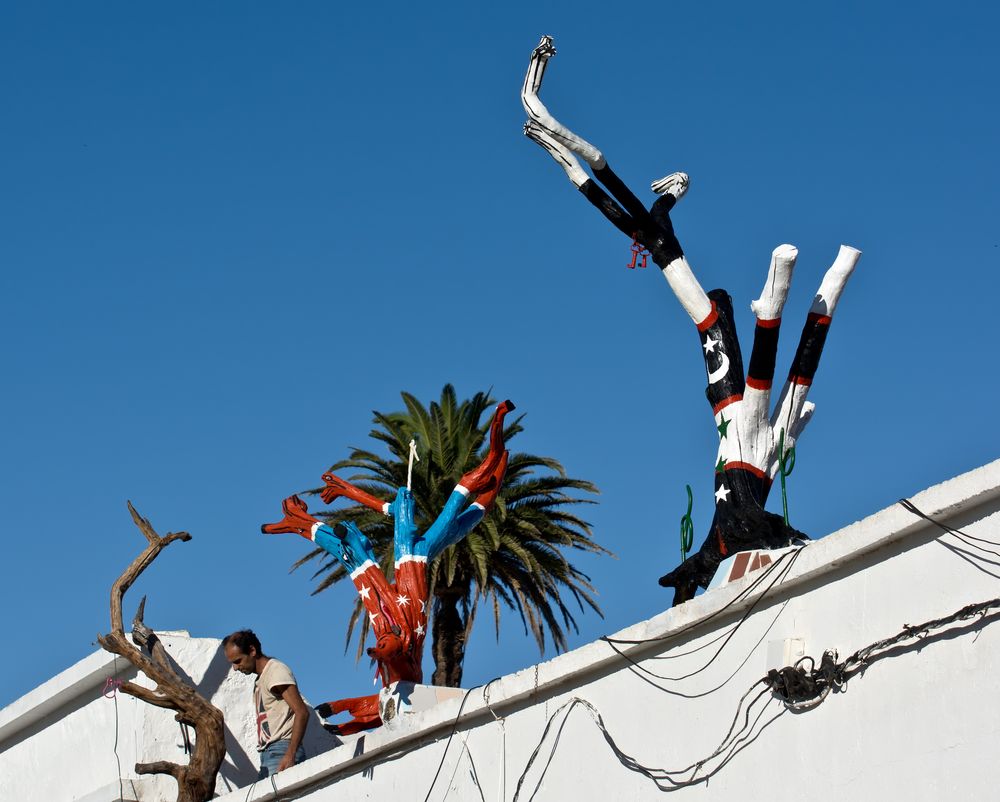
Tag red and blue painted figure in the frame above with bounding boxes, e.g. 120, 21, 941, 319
261, 400, 513, 733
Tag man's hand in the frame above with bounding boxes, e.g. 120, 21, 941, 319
276, 748, 297, 773
273, 682, 310, 773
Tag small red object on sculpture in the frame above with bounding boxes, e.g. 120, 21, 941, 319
628, 234, 648, 269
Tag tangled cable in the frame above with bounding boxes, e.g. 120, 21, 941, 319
515, 499, 1000, 795
764, 500, 1000, 712
765, 651, 841, 710
765, 594, 1000, 711
512, 591, 1000, 798
374, 500, 1000, 800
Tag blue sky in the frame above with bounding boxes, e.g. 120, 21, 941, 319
2, 1, 997, 711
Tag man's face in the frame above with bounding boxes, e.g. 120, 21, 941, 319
225, 643, 256, 675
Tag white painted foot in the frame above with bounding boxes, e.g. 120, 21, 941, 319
651, 172, 689, 200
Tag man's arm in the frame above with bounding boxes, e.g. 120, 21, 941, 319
274, 683, 309, 772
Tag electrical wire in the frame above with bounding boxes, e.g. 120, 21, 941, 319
482, 678, 507, 802
252, 502, 994, 800
597, 547, 802, 703
604, 545, 804, 647
511, 684, 782, 799
899, 497, 1000, 557
642, 552, 800, 661
511, 497, 1000, 795
841, 595, 1000, 678
609, 499, 993, 692
606, 547, 801, 684
507, 547, 807, 797
766, 593, 1000, 710
513, 590, 1000, 798
108, 656, 124, 802
608, 600, 787, 699
422, 681, 496, 802
440, 737, 487, 802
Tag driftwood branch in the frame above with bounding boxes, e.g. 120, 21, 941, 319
106, 501, 191, 637
119, 681, 177, 709
97, 502, 225, 802
137, 761, 184, 779
132, 595, 175, 676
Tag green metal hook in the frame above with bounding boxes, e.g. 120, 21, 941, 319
778, 428, 796, 526
680, 484, 694, 561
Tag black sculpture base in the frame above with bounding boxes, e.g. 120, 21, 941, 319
659, 505, 808, 606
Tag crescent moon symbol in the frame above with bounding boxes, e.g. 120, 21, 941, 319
707, 351, 730, 384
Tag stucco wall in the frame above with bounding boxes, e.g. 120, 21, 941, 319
0, 633, 338, 801
4, 459, 999, 802
221, 458, 1000, 802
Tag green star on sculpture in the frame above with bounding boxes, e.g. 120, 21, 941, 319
717, 414, 730, 439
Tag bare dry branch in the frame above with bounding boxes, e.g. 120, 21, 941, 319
97, 503, 225, 802
119, 681, 178, 710
137, 761, 184, 779
132, 596, 174, 675
108, 503, 190, 637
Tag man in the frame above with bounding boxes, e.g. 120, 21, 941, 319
222, 630, 309, 778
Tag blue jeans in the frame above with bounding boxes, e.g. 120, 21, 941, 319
258, 740, 306, 779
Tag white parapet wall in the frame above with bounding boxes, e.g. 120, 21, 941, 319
220, 458, 1000, 802
4, 459, 1000, 802
0, 632, 338, 802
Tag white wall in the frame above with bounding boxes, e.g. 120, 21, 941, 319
220, 458, 1000, 802
4, 459, 1000, 802
0, 632, 338, 801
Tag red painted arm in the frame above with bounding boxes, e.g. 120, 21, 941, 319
260, 495, 319, 540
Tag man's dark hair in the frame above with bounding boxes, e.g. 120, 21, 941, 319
222, 629, 262, 655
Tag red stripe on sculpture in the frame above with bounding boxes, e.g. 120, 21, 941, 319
696, 301, 719, 332
712, 394, 743, 414
724, 461, 769, 480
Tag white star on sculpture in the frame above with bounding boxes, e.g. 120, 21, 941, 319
415, 623, 425, 636
359, 585, 371, 601
396, 594, 410, 607
369, 611, 379, 624
703, 335, 719, 354
715, 484, 731, 503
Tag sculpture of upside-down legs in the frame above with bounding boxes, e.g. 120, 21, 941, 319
392, 400, 513, 650
656, 245, 861, 602
521, 35, 861, 605
263, 399, 514, 731
261, 497, 414, 685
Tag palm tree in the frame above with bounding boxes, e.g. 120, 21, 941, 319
292, 385, 609, 687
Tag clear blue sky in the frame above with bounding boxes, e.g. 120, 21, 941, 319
2, 1, 997, 709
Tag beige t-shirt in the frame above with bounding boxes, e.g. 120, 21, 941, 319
254, 658, 298, 750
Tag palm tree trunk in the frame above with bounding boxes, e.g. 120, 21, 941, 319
431, 588, 466, 687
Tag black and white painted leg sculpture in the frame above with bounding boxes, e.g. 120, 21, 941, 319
522, 36, 862, 606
